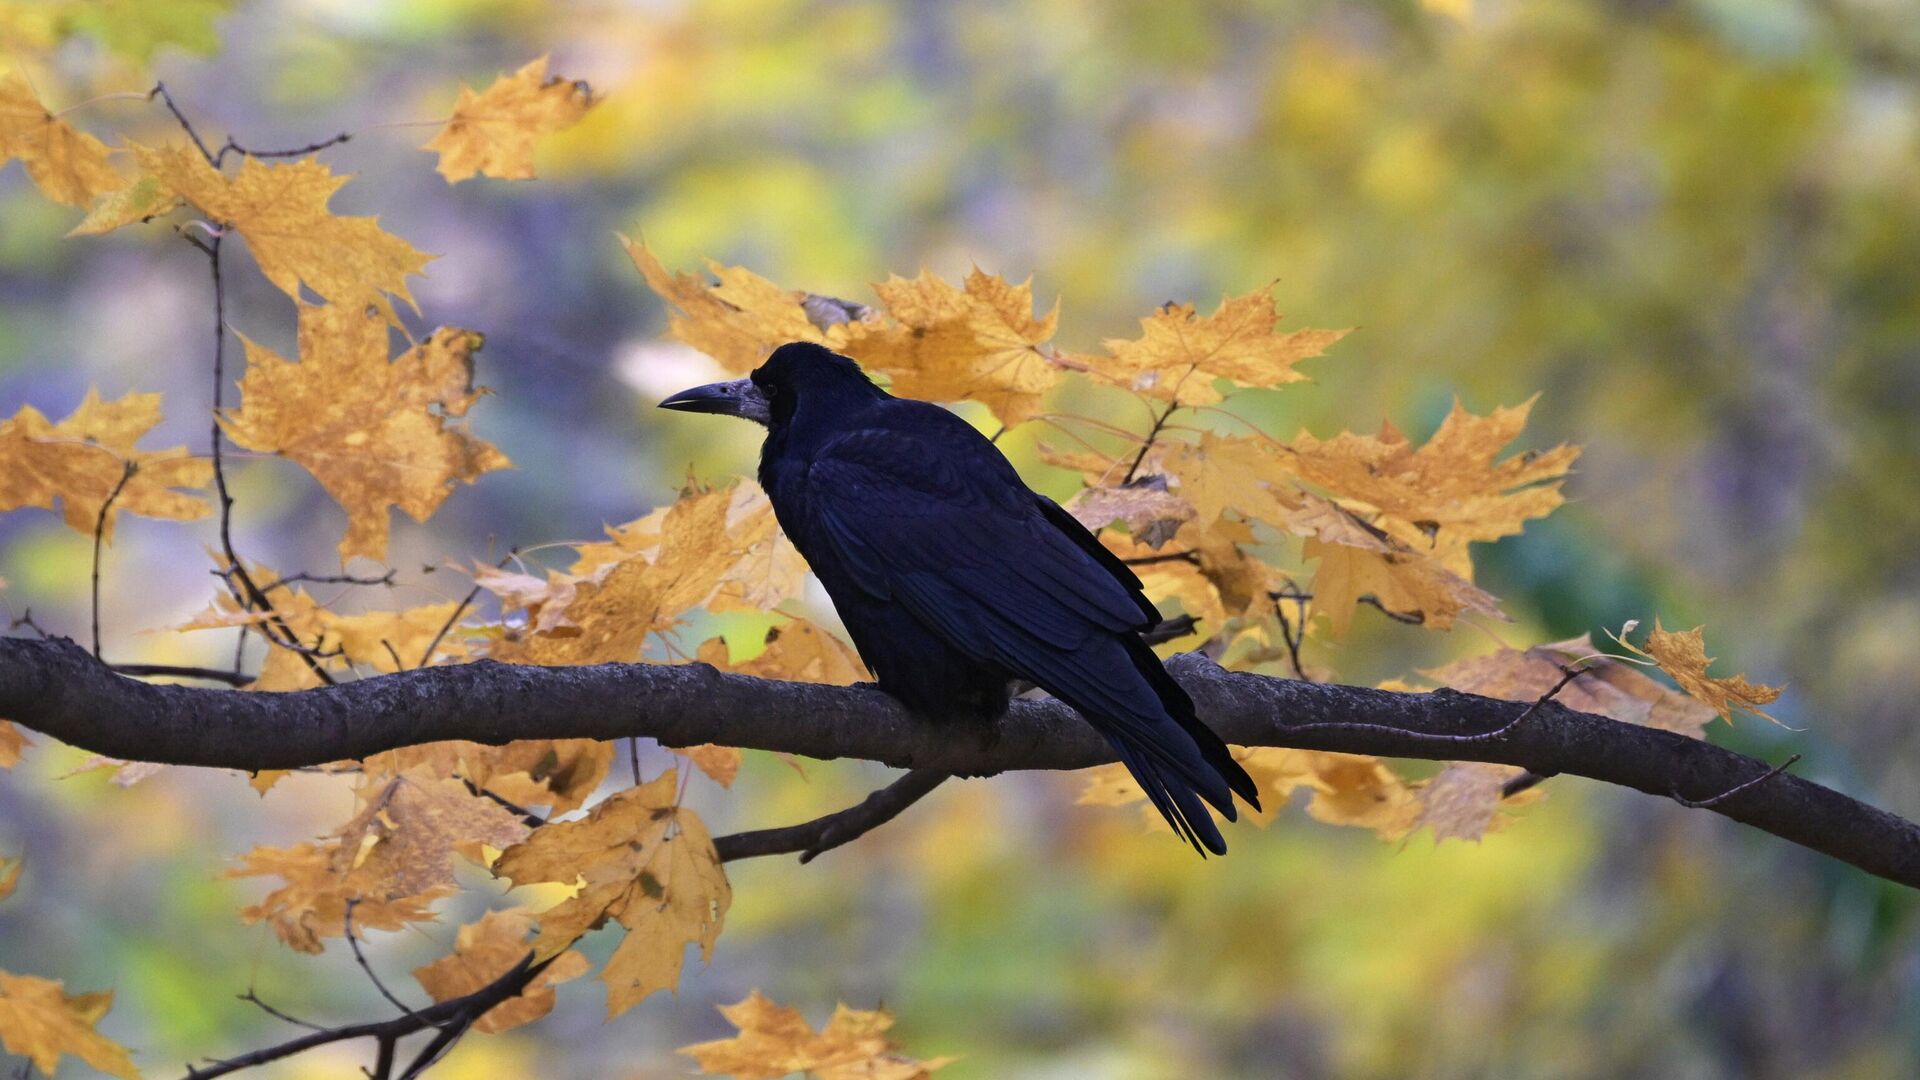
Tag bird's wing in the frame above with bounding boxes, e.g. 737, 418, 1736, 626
803, 426, 1154, 659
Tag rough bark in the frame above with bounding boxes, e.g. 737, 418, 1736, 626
3, 634, 1915, 888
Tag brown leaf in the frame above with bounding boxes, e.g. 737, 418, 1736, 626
624, 237, 825, 375
1623, 620, 1784, 724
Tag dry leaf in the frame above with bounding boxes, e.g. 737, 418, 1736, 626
131, 142, 431, 322
1076, 286, 1345, 406
411, 909, 591, 1034
0, 72, 123, 207
681, 990, 955, 1080
831, 268, 1062, 428
0, 389, 211, 540
624, 237, 825, 375
494, 769, 729, 1017
0, 855, 19, 902
0, 722, 29, 769
0, 973, 140, 1079
220, 304, 508, 563
424, 56, 596, 183
1623, 619, 1784, 723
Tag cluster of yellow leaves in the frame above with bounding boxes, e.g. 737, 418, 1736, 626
0, 863, 140, 1079
474, 479, 804, 666
627, 247, 1566, 637
0, 71, 121, 207
180, 559, 461, 691
680, 991, 954, 1080
424, 56, 597, 183
493, 769, 730, 1017
229, 769, 529, 953
220, 303, 510, 563
412, 910, 591, 1034
0, 389, 211, 540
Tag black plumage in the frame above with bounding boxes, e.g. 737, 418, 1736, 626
661, 342, 1260, 854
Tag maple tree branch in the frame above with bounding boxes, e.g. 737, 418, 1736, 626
3, 635, 1917, 889
714, 769, 950, 864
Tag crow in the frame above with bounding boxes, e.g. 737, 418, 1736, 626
661, 342, 1260, 854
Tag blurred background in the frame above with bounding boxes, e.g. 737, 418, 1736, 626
4, 0, 1920, 1076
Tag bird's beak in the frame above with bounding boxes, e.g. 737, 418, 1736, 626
658, 377, 771, 425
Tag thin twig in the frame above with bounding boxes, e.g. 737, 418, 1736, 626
343, 900, 426, 1022
90, 461, 136, 658
714, 769, 949, 864
238, 991, 325, 1032
182, 953, 549, 1080
457, 777, 545, 829
1123, 401, 1178, 482
1120, 550, 1197, 567
111, 663, 254, 687
1673, 754, 1803, 809
149, 84, 217, 164
215, 132, 351, 168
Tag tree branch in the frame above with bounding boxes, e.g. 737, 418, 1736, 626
2, 634, 1916, 888
715, 769, 949, 863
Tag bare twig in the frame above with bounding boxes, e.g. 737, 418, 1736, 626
714, 769, 949, 863
343, 900, 429, 1022
110, 663, 254, 687
90, 461, 136, 659
1674, 753, 1803, 809
238, 990, 324, 1032
215, 132, 351, 168
181, 953, 549, 1080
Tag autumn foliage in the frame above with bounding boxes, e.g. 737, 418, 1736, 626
0, 22, 1795, 1080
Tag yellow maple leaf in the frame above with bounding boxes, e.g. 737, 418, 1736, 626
424, 55, 597, 183
0, 72, 123, 207
0, 389, 211, 540
1077, 286, 1346, 406
680, 990, 955, 1080
483, 482, 790, 666
493, 769, 729, 1017
1284, 398, 1579, 576
1157, 432, 1299, 531
130, 142, 430, 322
0, 972, 140, 1079
411, 909, 591, 1034
624, 237, 825, 374
1288, 492, 1504, 634
701, 619, 869, 685
830, 268, 1063, 428
1623, 619, 1784, 723
219, 304, 509, 563
67, 173, 182, 237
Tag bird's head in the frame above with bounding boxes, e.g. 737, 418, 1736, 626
659, 342, 880, 427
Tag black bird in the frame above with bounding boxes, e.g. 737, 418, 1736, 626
661, 342, 1260, 854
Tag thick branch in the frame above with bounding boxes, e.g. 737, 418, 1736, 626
3, 635, 1916, 888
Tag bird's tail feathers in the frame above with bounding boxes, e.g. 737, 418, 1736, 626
1125, 637, 1263, 812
